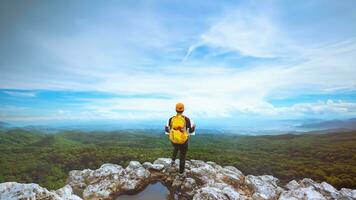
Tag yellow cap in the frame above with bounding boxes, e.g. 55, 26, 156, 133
176, 103, 184, 112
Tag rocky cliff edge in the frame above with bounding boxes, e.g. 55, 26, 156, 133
0, 158, 355, 200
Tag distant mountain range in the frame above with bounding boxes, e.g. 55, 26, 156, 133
1, 118, 356, 134
297, 118, 356, 130
0, 121, 11, 128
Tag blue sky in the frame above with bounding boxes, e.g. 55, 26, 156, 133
0, 0, 356, 129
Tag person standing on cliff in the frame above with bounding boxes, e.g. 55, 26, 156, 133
165, 103, 195, 176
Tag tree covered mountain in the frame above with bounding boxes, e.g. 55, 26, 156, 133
0, 128, 355, 190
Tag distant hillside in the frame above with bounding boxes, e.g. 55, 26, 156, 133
298, 118, 356, 130
0, 121, 11, 128
27, 135, 82, 148
0, 128, 355, 190
0, 129, 44, 147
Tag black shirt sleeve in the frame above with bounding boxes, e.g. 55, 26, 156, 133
165, 117, 172, 133
184, 116, 195, 133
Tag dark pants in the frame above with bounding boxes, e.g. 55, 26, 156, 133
171, 140, 188, 174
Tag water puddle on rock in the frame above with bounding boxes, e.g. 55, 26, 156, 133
116, 182, 176, 200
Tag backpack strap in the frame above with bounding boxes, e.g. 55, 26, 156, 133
182, 115, 186, 130
179, 114, 187, 131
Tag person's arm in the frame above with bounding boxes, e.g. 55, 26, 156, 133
185, 116, 195, 133
165, 117, 172, 133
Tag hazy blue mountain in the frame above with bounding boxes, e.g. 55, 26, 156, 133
0, 121, 11, 129
298, 118, 356, 130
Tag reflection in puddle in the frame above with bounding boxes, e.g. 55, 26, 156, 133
117, 182, 176, 200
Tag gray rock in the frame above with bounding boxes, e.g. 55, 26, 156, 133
280, 178, 355, 200
190, 159, 207, 168
0, 182, 64, 200
120, 161, 150, 193
142, 162, 153, 169
207, 182, 248, 200
67, 169, 93, 194
319, 182, 339, 199
180, 177, 197, 197
279, 186, 326, 200
55, 185, 82, 200
285, 180, 299, 190
221, 185, 248, 200
2, 158, 356, 200
190, 162, 217, 185
83, 180, 118, 199
74, 164, 125, 199
245, 175, 283, 200
339, 188, 356, 200
153, 157, 172, 168
126, 161, 142, 170
207, 161, 223, 171
193, 186, 230, 200
150, 164, 165, 171
217, 166, 244, 187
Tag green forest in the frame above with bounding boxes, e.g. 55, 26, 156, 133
0, 128, 355, 190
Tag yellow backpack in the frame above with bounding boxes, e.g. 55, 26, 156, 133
169, 114, 188, 144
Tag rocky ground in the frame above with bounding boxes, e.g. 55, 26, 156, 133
0, 158, 355, 200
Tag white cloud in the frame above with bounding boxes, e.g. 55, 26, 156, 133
185, 4, 299, 59
3, 91, 37, 97
1, 1, 356, 122
275, 100, 356, 116
1, 38, 355, 120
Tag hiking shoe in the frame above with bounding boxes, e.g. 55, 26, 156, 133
178, 172, 187, 180
170, 161, 176, 167
173, 173, 186, 185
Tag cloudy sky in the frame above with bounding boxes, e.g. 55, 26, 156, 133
0, 0, 356, 129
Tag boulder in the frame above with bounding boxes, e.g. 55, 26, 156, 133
206, 161, 223, 171
207, 182, 248, 200
55, 185, 82, 200
217, 166, 244, 187
190, 161, 217, 185
180, 177, 197, 197
83, 181, 118, 200
0, 182, 81, 200
0, 182, 60, 200
93, 164, 124, 178
67, 161, 151, 199
153, 157, 172, 168
280, 178, 355, 200
285, 180, 299, 190
142, 161, 153, 169
279, 185, 326, 200
1, 158, 356, 200
193, 186, 230, 200
118, 161, 151, 193
319, 182, 339, 199
67, 169, 93, 195
339, 188, 356, 200
245, 175, 284, 200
